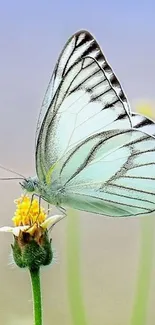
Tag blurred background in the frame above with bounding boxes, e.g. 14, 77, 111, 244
0, 1, 155, 324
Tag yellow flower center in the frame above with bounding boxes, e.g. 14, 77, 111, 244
12, 195, 46, 226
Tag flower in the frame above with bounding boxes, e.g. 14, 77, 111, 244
0, 195, 64, 269
0, 194, 63, 237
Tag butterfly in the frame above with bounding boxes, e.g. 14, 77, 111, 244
20, 30, 155, 217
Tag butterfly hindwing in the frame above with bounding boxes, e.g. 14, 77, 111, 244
52, 129, 155, 216
131, 112, 155, 136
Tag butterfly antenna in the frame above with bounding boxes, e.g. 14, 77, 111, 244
0, 164, 25, 178
0, 177, 24, 180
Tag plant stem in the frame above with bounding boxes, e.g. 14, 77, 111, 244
29, 268, 42, 325
130, 216, 155, 325
67, 209, 87, 325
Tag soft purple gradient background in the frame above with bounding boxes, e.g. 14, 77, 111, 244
0, 1, 155, 324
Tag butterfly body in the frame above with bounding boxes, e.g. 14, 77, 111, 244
21, 177, 62, 206
21, 30, 155, 217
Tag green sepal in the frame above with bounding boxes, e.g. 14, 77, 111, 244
11, 239, 27, 268
11, 229, 53, 271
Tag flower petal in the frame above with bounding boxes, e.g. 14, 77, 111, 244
0, 226, 14, 233
41, 215, 65, 229
0, 225, 29, 236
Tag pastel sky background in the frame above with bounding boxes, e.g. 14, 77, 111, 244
0, 0, 155, 174
0, 1, 155, 325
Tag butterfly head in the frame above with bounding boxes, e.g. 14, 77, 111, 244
20, 177, 39, 193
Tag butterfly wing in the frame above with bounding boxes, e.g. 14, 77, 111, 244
35, 30, 131, 145
51, 129, 155, 217
131, 112, 155, 136
35, 30, 155, 217
36, 31, 132, 182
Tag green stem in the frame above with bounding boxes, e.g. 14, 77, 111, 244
29, 268, 42, 325
67, 209, 87, 325
130, 216, 155, 325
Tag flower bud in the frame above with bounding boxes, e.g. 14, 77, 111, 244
11, 227, 53, 271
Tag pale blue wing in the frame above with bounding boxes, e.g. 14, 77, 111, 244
35, 30, 155, 218
36, 31, 132, 182
35, 30, 130, 145
131, 112, 155, 136
51, 129, 155, 217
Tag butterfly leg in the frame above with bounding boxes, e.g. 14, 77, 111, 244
26, 194, 35, 223
45, 205, 53, 216
35, 195, 42, 223
47, 203, 50, 216
26, 193, 41, 224
57, 205, 67, 216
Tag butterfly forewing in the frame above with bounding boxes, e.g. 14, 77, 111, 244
35, 30, 131, 146
36, 54, 132, 181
